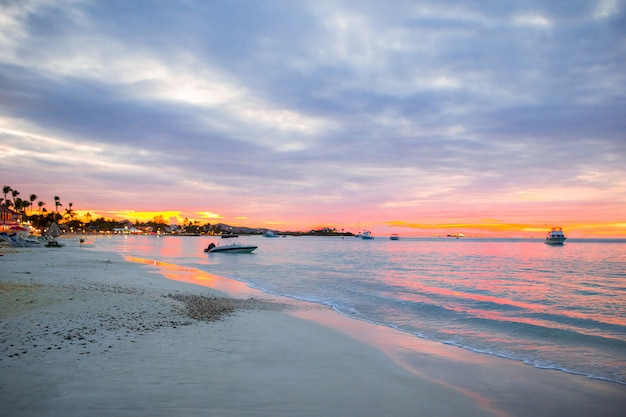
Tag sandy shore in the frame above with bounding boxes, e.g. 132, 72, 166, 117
1, 242, 625, 417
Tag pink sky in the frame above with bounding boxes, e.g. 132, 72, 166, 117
2, 1, 625, 237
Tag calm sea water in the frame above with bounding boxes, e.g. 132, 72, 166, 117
93, 234, 626, 385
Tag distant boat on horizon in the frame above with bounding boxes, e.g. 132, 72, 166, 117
545, 227, 567, 245
361, 230, 374, 239
447, 233, 465, 238
389, 234, 399, 240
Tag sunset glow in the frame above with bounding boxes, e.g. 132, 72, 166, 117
1, 1, 624, 237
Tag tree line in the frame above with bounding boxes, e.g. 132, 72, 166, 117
2, 185, 77, 229
2, 185, 244, 235
3, 185, 352, 236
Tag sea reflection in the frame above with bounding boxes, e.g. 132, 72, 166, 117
124, 255, 258, 297
95, 235, 626, 384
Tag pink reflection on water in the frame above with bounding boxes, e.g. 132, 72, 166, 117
378, 239, 626, 336
124, 255, 258, 297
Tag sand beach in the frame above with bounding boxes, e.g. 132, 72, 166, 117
1, 241, 625, 417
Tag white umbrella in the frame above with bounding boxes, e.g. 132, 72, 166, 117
45, 222, 62, 237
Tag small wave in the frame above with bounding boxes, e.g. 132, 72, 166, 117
337, 311, 626, 386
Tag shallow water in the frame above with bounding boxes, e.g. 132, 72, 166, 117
94, 234, 626, 385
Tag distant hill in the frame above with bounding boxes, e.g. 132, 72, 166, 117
213, 223, 265, 235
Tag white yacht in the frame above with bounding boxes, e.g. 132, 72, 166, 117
361, 230, 374, 239
545, 227, 567, 244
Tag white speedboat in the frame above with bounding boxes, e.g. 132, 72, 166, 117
263, 231, 279, 238
545, 227, 567, 244
204, 241, 257, 253
389, 234, 399, 240
361, 230, 374, 239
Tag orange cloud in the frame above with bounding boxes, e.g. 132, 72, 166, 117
386, 220, 626, 237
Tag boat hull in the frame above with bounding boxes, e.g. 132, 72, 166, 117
208, 245, 257, 253
545, 238, 566, 245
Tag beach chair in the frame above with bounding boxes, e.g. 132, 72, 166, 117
0, 232, 27, 247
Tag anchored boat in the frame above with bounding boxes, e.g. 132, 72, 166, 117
204, 240, 257, 253
361, 230, 374, 239
545, 227, 567, 245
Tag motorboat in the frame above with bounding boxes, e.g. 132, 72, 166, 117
389, 234, 399, 240
204, 241, 257, 254
545, 227, 567, 244
263, 231, 279, 238
361, 230, 374, 239
447, 233, 464, 238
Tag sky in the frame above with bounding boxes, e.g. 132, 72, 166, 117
1, 0, 625, 237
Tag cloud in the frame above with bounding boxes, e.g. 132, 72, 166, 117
1, 0, 625, 233
594, 0, 622, 19
513, 14, 552, 28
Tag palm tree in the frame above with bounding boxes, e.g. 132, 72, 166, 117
65, 202, 75, 221
29, 194, 38, 216
53, 196, 62, 222
38, 200, 46, 215
2, 185, 11, 206
13, 197, 27, 217
11, 189, 20, 208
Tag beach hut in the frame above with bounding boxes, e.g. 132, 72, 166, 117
0, 205, 20, 230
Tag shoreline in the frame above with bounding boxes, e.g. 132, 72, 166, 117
1, 244, 625, 416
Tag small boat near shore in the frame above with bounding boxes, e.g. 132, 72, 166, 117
204, 241, 257, 254
545, 227, 567, 244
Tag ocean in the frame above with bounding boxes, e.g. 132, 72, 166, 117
93, 234, 626, 385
